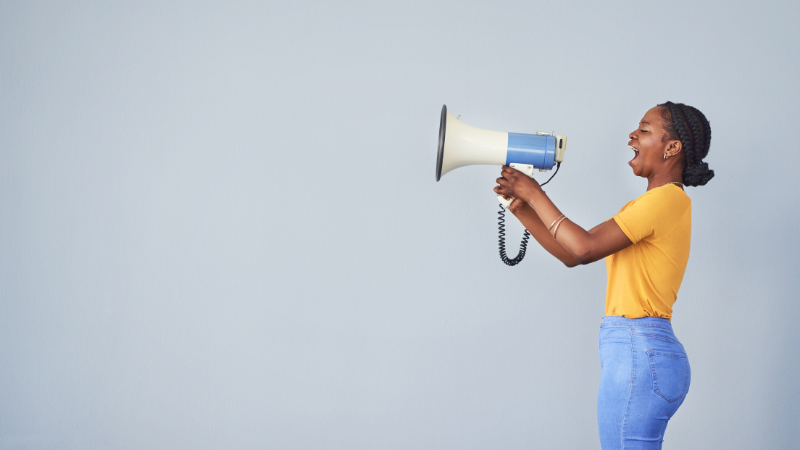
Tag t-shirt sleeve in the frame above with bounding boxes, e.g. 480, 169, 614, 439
612, 188, 689, 244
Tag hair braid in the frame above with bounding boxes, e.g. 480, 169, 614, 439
688, 105, 711, 161
685, 112, 705, 166
659, 105, 680, 143
658, 101, 715, 187
668, 103, 694, 159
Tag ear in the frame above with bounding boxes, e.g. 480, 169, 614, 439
665, 140, 682, 158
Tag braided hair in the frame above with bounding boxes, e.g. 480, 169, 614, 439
658, 101, 714, 187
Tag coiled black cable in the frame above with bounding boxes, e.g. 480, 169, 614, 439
498, 204, 530, 266
497, 162, 560, 266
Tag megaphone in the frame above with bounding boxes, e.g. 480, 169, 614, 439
435, 104, 568, 266
435, 105, 567, 207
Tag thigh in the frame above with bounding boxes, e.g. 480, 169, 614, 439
597, 327, 632, 450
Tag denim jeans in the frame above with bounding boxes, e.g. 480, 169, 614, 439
598, 316, 691, 449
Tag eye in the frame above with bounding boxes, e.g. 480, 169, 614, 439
640, 129, 648, 132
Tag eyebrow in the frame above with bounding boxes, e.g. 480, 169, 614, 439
640, 121, 650, 125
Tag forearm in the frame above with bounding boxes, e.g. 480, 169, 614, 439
524, 190, 596, 264
512, 204, 579, 267
496, 166, 632, 265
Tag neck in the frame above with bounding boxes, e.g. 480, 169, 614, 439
646, 168, 684, 191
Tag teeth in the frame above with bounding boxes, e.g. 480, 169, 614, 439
629, 145, 639, 152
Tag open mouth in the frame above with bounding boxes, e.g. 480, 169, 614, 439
629, 145, 639, 162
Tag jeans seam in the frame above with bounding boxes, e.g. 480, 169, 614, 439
620, 329, 635, 449
601, 324, 671, 330
632, 331, 681, 344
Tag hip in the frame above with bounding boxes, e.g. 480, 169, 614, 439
598, 315, 690, 403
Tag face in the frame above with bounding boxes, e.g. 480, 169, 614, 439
627, 106, 673, 178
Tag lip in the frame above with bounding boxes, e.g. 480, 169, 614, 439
628, 144, 639, 165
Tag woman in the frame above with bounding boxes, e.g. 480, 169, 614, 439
494, 102, 714, 450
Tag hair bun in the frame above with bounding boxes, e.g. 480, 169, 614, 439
684, 161, 715, 186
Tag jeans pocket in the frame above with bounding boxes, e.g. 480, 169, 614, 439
647, 350, 690, 403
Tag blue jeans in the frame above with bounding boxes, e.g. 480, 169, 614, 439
598, 316, 691, 449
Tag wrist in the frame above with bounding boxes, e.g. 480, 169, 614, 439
524, 188, 545, 205
510, 205, 530, 216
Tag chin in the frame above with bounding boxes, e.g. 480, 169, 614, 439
628, 162, 642, 177
631, 166, 649, 179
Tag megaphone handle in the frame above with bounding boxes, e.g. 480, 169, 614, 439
497, 163, 533, 208
497, 161, 561, 206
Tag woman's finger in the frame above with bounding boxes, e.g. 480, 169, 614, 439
502, 165, 519, 176
494, 185, 511, 194
497, 185, 514, 197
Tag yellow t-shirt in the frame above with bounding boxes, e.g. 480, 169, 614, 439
604, 184, 691, 320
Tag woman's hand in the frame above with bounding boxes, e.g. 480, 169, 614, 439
494, 165, 542, 204
496, 194, 529, 214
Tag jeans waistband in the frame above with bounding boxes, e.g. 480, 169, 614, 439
600, 315, 673, 330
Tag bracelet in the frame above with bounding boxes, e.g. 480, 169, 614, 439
550, 216, 568, 239
547, 214, 566, 232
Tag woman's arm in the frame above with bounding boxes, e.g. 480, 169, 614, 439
504, 198, 579, 267
495, 166, 633, 265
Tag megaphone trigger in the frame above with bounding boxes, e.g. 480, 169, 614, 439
509, 163, 535, 177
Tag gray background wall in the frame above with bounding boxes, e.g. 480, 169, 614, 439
1, 1, 798, 449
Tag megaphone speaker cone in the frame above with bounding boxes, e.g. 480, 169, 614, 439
436, 105, 447, 181
437, 107, 508, 180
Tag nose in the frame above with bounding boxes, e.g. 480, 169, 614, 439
629, 129, 637, 140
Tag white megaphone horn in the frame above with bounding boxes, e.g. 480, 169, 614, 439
435, 105, 567, 206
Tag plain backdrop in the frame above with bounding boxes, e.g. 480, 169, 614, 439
1, 1, 799, 449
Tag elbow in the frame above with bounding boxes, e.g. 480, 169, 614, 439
575, 252, 604, 266
572, 246, 593, 266
556, 244, 591, 268
561, 252, 582, 268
